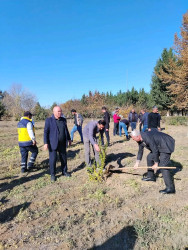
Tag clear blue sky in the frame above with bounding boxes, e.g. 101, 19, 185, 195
0, 0, 187, 107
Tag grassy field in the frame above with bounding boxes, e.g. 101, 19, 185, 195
0, 119, 188, 249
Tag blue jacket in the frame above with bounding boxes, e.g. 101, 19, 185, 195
141, 112, 149, 125
44, 115, 71, 150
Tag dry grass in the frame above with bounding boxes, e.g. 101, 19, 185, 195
0, 119, 188, 249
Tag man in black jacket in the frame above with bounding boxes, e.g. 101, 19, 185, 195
131, 130, 175, 194
101, 106, 110, 146
44, 106, 71, 182
148, 106, 161, 131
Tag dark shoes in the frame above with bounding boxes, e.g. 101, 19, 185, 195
142, 176, 156, 182
62, 172, 71, 177
21, 168, 27, 174
159, 188, 176, 194
27, 166, 36, 171
51, 175, 56, 182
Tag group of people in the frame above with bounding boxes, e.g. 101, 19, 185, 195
17, 105, 176, 194
112, 106, 161, 137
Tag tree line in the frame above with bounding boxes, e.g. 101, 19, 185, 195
0, 11, 187, 120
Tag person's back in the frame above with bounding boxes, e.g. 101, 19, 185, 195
142, 112, 149, 125
17, 111, 38, 173
104, 111, 110, 124
83, 121, 98, 138
141, 131, 175, 153
121, 119, 129, 125
148, 112, 160, 129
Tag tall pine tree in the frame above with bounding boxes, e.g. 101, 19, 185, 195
159, 11, 188, 110
150, 48, 176, 110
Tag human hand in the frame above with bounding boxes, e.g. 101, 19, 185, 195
158, 127, 161, 131
152, 163, 159, 173
94, 144, 100, 152
32, 140, 37, 146
43, 144, 48, 150
106, 129, 109, 131
133, 160, 140, 169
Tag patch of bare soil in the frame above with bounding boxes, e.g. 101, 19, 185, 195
0, 120, 188, 249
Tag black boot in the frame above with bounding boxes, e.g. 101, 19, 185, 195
159, 188, 175, 194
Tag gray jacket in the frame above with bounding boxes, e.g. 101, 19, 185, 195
83, 121, 102, 145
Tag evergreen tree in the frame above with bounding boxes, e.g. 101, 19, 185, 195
159, 12, 188, 110
0, 101, 5, 119
138, 88, 149, 107
150, 48, 176, 110
81, 94, 87, 105
34, 102, 48, 120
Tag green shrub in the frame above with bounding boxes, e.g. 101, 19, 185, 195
162, 116, 188, 126
87, 135, 107, 182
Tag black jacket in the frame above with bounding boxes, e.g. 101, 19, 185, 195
103, 111, 110, 129
137, 131, 175, 162
44, 115, 71, 150
148, 112, 161, 129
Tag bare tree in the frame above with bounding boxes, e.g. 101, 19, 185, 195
2, 84, 37, 120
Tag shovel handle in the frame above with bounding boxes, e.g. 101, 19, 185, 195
110, 166, 176, 171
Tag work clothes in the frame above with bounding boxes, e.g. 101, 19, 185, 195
19, 145, 38, 170
17, 117, 38, 171
44, 115, 71, 177
137, 131, 175, 190
17, 117, 36, 147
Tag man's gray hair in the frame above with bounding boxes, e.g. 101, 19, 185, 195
130, 130, 140, 137
152, 105, 158, 109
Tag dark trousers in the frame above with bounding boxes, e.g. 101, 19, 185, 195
147, 152, 175, 190
113, 122, 119, 136
101, 129, 110, 145
49, 143, 67, 176
139, 123, 142, 131
19, 145, 38, 170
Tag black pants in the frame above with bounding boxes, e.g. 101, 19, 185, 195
101, 129, 110, 145
49, 143, 67, 176
147, 152, 175, 190
113, 123, 119, 136
19, 145, 38, 170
